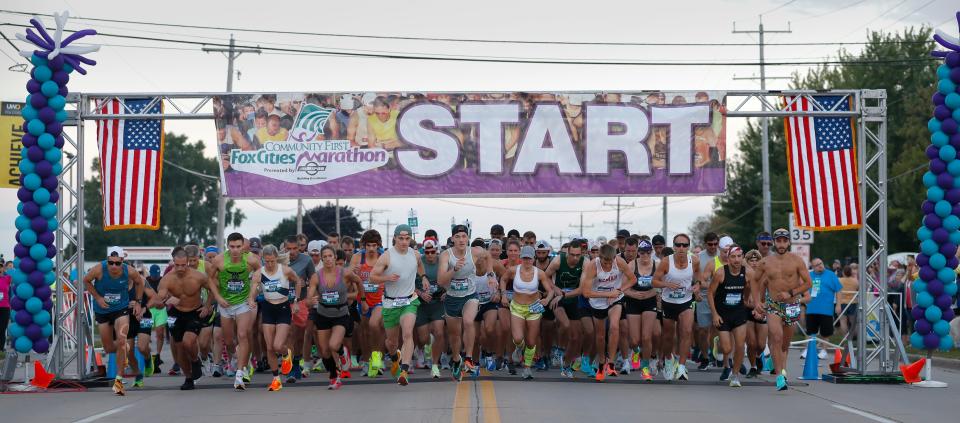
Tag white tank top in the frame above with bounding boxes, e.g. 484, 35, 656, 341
662, 254, 694, 304
473, 273, 495, 304
260, 265, 291, 302
447, 247, 477, 297
513, 266, 539, 295
589, 257, 624, 309
384, 246, 418, 305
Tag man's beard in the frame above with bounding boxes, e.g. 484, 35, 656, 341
776, 247, 788, 255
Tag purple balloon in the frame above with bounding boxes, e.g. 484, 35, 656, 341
20, 257, 36, 273
925, 214, 942, 230
948, 256, 959, 269
46, 245, 57, 259
924, 332, 941, 349
47, 122, 62, 136
35, 160, 52, 177
17, 187, 32, 203
932, 158, 948, 174
15, 310, 33, 326
947, 189, 960, 204
944, 307, 956, 322
928, 279, 945, 296
52, 71, 68, 85
939, 243, 956, 257
920, 266, 937, 282
30, 94, 47, 109
14, 243, 28, 258
37, 231, 54, 246
42, 175, 57, 191
33, 339, 49, 353
38, 107, 55, 124
27, 146, 44, 162
927, 145, 941, 160
944, 119, 959, 135
28, 270, 45, 286
26, 79, 41, 93
948, 52, 960, 68
953, 133, 960, 149
915, 318, 932, 335
49, 190, 59, 204
54, 134, 64, 148
936, 294, 954, 309
21, 134, 37, 148
933, 228, 950, 243
10, 296, 24, 311
937, 172, 953, 188
922, 200, 936, 214
57, 85, 67, 97
936, 105, 953, 120
25, 324, 42, 341
34, 285, 51, 300
47, 54, 63, 69
22, 201, 39, 218
934, 92, 947, 106
30, 216, 46, 233
42, 298, 52, 310
951, 67, 960, 84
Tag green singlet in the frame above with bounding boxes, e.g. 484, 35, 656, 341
555, 252, 584, 304
218, 252, 251, 306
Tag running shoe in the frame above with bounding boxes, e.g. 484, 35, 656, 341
676, 364, 689, 381
776, 371, 788, 391
179, 378, 195, 390
168, 363, 181, 376
641, 367, 653, 381
312, 360, 324, 373
398, 370, 409, 386
522, 367, 534, 380
746, 367, 759, 378
729, 376, 742, 388
234, 370, 246, 391
351, 356, 360, 370
340, 369, 352, 379
133, 374, 144, 388
580, 356, 596, 377
506, 361, 517, 375
341, 346, 351, 369
462, 357, 477, 375
620, 360, 631, 375
560, 367, 574, 379
391, 351, 402, 378
606, 363, 618, 377
663, 358, 676, 381
111, 378, 125, 395
486, 357, 496, 371
287, 361, 301, 384
571, 359, 581, 372
511, 347, 522, 364
452, 361, 463, 382
242, 365, 252, 383
144, 357, 154, 377
697, 357, 710, 371
371, 351, 384, 373
281, 349, 293, 375
212, 363, 223, 378
328, 377, 343, 390
268, 376, 282, 392
631, 350, 641, 370
440, 353, 450, 370
431, 364, 441, 379
720, 367, 731, 381
594, 365, 606, 382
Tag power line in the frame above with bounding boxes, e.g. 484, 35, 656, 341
162, 159, 218, 181
882, 0, 940, 31
796, 0, 868, 21
760, 0, 798, 16
430, 198, 696, 214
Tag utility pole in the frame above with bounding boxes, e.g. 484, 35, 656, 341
733, 18, 791, 235
296, 200, 303, 235
203, 34, 261, 250
335, 199, 341, 235
662, 197, 668, 239
359, 209, 388, 231
569, 213, 595, 238
602, 196, 635, 233
550, 233, 566, 245
380, 219, 394, 245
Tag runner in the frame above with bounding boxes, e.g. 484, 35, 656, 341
497, 239, 521, 373
415, 237, 447, 378
438, 224, 492, 381
695, 232, 720, 370
743, 249, 768, 378
249, 245, 302, 391
307, 245, 360, 390
623, 238, 660, 381
149, 247, 208, 390
653, 234, 701, 381
370, 224, 427, 386
471, 240, 501, 373
545, 238, 586, 378
581, 244, 636, 381
500, 245, 556, 379
145, 264, 167, 374
751, 228, 813, 391
208, 232, 262, 390
83, 246, 144, 395
533, 240, 555, 371
281, 236, 316, 383
708, 245, 751, 387
181, 245, 217, 377
348, 230, 386, 378
127, 263, 156, 386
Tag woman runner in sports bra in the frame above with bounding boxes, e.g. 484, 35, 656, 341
500, 245, 557, 380
249, 245, 302, 392
308, 245, 360, 390
348, 230, 386, 378
497, 240, 522, 373
580, 244, 636, 382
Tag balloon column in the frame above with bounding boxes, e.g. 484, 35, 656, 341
8, 12, 97, 354
914, 12, 960, 353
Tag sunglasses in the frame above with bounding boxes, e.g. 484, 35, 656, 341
760, 242, 772, 246
424, 250, 437, 255
107, 261, 123, 266
674, 243, 690, 248
706, 242, 718, 247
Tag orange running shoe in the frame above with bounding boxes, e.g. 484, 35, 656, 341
340, 369, 352, 379
641, 367, 653, 381
268, 376, 283, 391
280, 349, 293, 375
595, 365, 606, 382
398, 370, 409, 386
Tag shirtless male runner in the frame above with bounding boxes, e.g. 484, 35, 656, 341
751, 228, 812, 391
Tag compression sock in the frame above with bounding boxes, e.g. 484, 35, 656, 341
524, 346, 536, 367
322, 357, 337, 379
401, 363, 409, 372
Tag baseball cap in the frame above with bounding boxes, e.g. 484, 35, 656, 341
248, 237, 263, 253
107, 246, 125, 258
718, 236, 735, 250
394, 224, 413, 236
361, 92, 377, 107
520, 245, 536, 259
596, 236, 608, 245
339, 94, 356, 110
652, 235, 666, 246
307, 240, 326, 253
452, 224, 469, 236
773, 228, 790, 240
149, 264, 161, 277
638, 239, 653, 251
422, 238, 438, 249
756, 232, 773, 241
535, 240, 551, 251
204, 246, 218, 255
617, 229, 630, 239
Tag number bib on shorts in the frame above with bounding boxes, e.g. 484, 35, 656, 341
528, 302, 545, 314
724, 293, 742, 306
363, 282, 378, 293
321, 291, 340, 305
104, 292, 122, 305
451, 279, 470, 291
785, 302, 801, 318
140, 318, 153, 329
166, 316, 178, 327
388, 296, 413, 308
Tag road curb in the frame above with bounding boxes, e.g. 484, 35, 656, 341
907, 354, 960, 371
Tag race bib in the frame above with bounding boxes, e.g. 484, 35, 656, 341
528, 302, 545, 314
0, 292, 4, 301
478, 291, 492, 303
668, 289, 686, 300
363, 282, 378, 293
785, 303, 801, 318
596, 286, 612, 292
505, 290, 514, 301
810, 279, 821, 298
724, 293, 742, 306
104, 293, 122, 305
166, 316, 178, 327
140, 318, 153, 329
429, 284, 439, 294
263, 280, 281, 293
637, 276, 652, 288
227, 280, 244, 293
451, 279, 470, 291
321, 291, 340, 305
390, 296, 413, 308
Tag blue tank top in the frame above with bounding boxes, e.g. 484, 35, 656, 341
93, 261, 130, 314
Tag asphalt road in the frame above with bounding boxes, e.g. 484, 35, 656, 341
2, 349, 957, 423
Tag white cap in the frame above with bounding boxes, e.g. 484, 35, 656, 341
718, 236, 735, 250
361, 92, 377, 107
535, 240, 551, 251
307, 240, 327, 253
107, 246, 125, 258
422, 238, 438, 249
339, 94, 356, 109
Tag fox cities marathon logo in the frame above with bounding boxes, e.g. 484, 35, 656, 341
229, 140, 388, 185
290, 103, 334, 142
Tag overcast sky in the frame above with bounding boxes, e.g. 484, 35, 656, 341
0, 0, 957, 258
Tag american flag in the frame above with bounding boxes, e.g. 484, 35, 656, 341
783, 95, 862, 230
96, 98, 164, 230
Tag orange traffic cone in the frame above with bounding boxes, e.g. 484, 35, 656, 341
30, 361, 55, 389
899, 357, 926, 384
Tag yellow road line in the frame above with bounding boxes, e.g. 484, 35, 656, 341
452, 380, 471, 423
453, 369, 501, 423
479, 380, 501, 423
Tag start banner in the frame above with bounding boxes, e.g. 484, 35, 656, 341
1, 101, 25, 189
213, 91, 726, 198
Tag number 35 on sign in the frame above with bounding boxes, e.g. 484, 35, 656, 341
788, 213, 814, 244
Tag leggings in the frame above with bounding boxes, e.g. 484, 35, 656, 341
0, 308, 10, 350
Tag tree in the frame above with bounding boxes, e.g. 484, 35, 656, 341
259, 202, 363, 246
83, 133, 245, 256
707, 28, 936, 261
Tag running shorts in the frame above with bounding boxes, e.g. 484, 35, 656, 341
662, 299, 695, 321
475, 302, 499, 322
717, 307, 747, 331
805, 313, 834, 337
589, 298, 625, 320
624, 296, 658, 315
444, 294, 479, 319
558, 299, 581, 320
261, 301, 292, 325
509, 300, 543, 321
415, 300, 445, 327
95, 309, 129, 326
695, 298, 713, 328
128, 309, 153, 339
383, 297, 420, 329
311, 310, 354, 337
168, 307, 203, 342
149, 307, 168, 328
219, 302, 252, 318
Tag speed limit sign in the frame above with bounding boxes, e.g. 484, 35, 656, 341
788, 213, 814, 244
